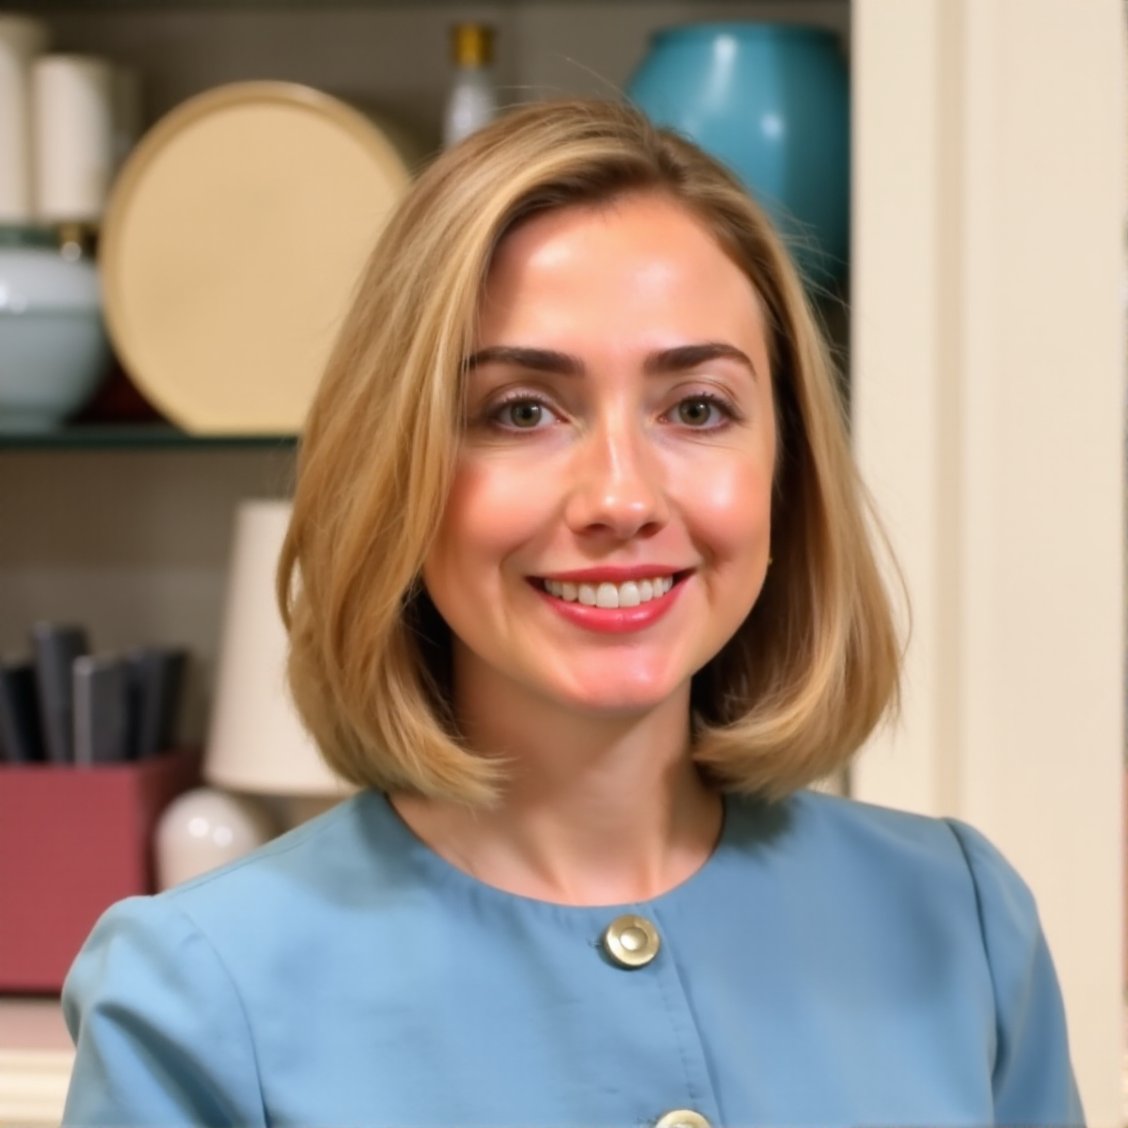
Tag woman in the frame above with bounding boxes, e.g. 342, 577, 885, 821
62, 99, 1082, 1127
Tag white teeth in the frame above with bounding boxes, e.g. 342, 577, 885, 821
543, 575, 676, 607
595, 583, 618, 608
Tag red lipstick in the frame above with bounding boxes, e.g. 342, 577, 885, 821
533, 573, 687, 634
538, 565, 684, 583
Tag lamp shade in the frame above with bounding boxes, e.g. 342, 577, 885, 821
206, 499, 348, 797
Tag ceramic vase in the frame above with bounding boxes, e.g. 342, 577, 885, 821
627, 23, 850, 289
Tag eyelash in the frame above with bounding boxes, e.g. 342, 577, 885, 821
482, 389, 741, 433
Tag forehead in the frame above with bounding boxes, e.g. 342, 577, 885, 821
478, 193, 768, 350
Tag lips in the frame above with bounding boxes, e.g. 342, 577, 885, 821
529, 568, 690, 634
537, 564, 684, 582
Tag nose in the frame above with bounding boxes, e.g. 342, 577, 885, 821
563, 415, 669, 540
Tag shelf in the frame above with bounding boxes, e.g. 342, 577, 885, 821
6, 0, 840, 9
0, 426, 297, 452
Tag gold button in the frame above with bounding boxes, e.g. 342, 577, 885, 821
654, 1111, 712, 1128
602, 913, 660, 968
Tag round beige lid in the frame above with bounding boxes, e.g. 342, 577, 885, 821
101, 81, 415, 434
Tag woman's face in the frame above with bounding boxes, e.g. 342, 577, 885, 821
423, 193, 776, 722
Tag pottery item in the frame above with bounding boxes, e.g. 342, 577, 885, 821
0, 226, 111, 431
627, 22, 850, 288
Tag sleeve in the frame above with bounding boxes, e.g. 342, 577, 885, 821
61, 894, 267, 1128
945, 819, 1085, 1128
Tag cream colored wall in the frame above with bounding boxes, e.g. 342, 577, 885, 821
851, 1, 1126, 1123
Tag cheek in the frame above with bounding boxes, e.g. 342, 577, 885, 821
678, 452, 774, 559
425, 457, 553, 585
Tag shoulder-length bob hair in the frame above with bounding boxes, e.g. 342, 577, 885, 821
278, 97, 901, 806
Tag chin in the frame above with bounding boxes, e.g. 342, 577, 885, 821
553, 678, 686, 718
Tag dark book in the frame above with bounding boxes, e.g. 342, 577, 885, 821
0, 658, 44, 763
73, 654, 130, 764
30, 623, 90, 764
125, 646, 187, 760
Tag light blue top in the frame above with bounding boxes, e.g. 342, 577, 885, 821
62, 789, 1083, 1127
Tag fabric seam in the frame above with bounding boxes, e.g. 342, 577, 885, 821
165, 899, 270, 1126
942, 818, 1001, 1084
650, 905, 711, 1118
653, 904, 727, 1126
160, 797, 356, 903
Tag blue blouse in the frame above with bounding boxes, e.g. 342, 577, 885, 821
61, 788, 1083, 1127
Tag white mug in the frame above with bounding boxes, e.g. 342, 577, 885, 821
0, 14, 50, 223
33, 53, 116, 225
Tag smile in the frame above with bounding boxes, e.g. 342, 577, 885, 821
529, 570, 689, 635
542, 576, 674, 609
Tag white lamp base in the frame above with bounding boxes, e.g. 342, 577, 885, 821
155, 786, 279, 890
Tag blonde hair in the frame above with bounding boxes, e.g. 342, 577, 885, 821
278, 98, 901, 805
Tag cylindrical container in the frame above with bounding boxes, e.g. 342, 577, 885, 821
442, 22, 498, 148
33, 53, 117, 225
627, 23, 849, 289
0, 15, 50, 223
99, 81, 415, 434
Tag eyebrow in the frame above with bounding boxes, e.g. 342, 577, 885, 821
463, 342, 759, 380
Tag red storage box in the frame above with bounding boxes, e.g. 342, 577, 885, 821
0, 748, 201, 993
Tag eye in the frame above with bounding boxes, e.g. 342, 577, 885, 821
489, 395, 557, 431
671, 393, 734, 429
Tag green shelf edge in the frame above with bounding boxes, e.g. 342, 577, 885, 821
0, 426, 298, 451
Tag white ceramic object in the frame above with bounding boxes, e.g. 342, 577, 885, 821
32, 54, 117, 224
154, 786, 279, 890
0, 229, 111, 431
0, 15, 50, 223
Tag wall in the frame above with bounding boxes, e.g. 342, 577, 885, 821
851, 1, 1126, 1122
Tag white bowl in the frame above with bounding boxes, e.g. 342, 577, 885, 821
0, 236, 112, 431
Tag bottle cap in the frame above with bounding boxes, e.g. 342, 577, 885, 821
451, 23, 494, 68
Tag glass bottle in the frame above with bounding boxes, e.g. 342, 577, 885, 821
442, 23, 498, 149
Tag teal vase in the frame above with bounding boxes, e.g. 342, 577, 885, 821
627, 23, 850, 290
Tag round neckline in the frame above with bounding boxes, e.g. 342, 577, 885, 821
369, 788, 736, 918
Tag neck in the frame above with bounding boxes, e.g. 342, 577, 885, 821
391, 673, 722, 906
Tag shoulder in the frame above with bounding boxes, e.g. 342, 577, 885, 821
155, 789, 395, 929
763, 787, 1031, 888
723, 790, 1064, 1029
723, 788, 1038, 941
717, 792, 1082, 1122
64, 791, 408, 1050
68, 791, 402, 999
